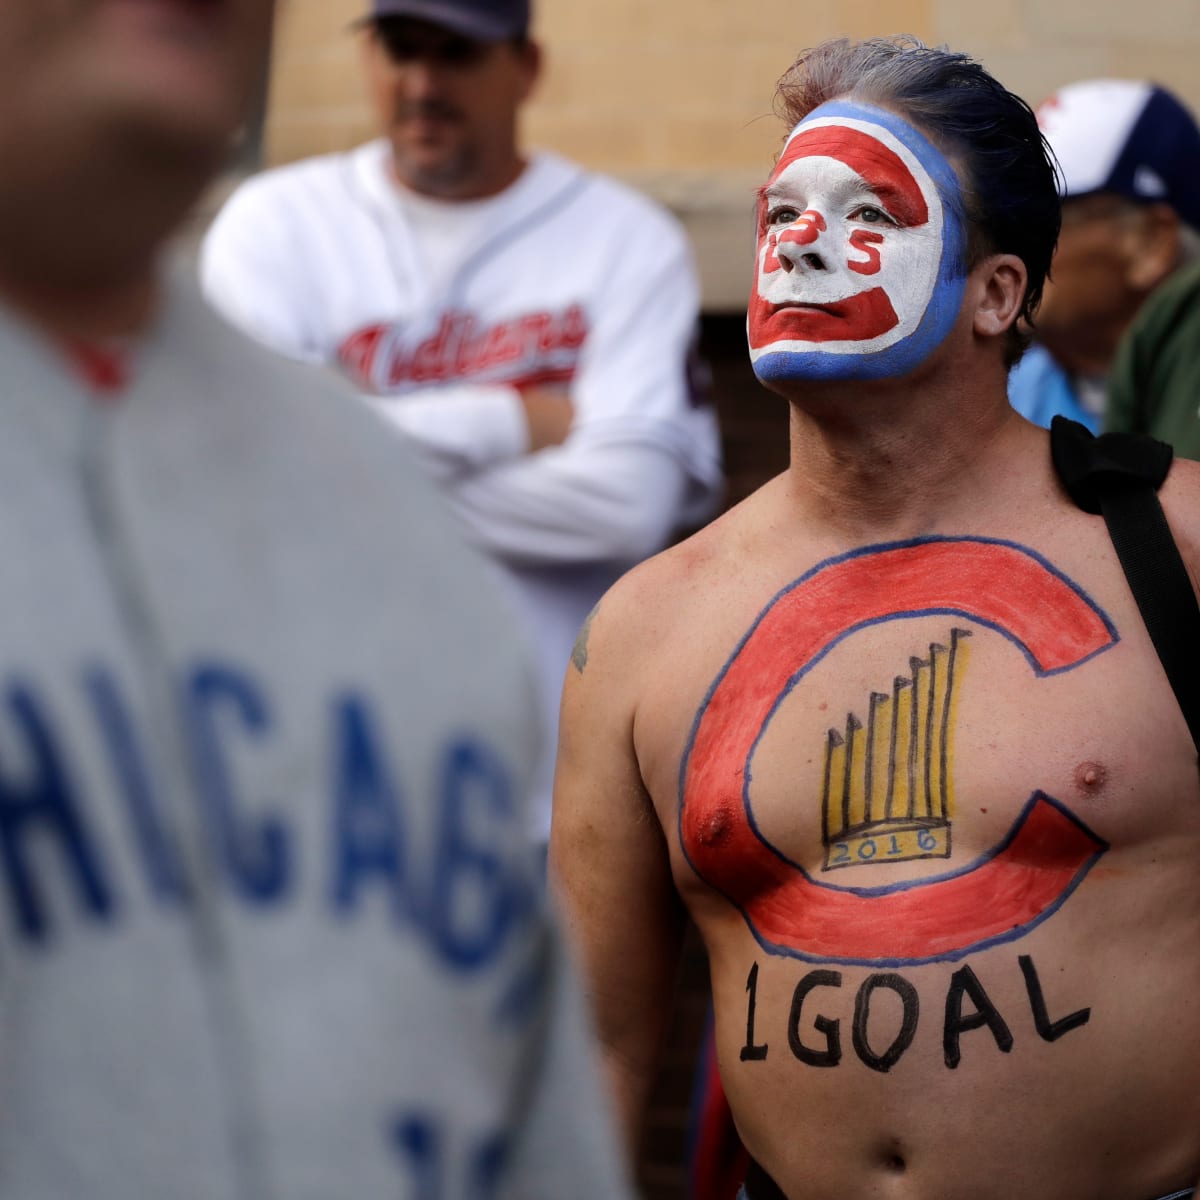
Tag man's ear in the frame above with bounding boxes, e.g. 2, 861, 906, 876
517, 38, 543, 102
1123, 203, 1180, 292
972, 253, 1027, 341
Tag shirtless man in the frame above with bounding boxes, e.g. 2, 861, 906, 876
552, 36, 1200, 1200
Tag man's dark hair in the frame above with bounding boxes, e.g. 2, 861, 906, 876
775, 36, 1061, 366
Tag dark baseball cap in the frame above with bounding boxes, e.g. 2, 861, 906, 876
368, 0, 530, 41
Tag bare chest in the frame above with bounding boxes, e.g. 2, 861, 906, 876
637, 533, 1200, 943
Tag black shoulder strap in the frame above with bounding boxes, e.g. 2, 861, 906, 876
1050, 415, 1200, 755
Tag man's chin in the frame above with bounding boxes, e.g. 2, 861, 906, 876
79, 53, 251, 164
390, 145, 475, 199
753, 352, 859, 390
105, 96, 240, 171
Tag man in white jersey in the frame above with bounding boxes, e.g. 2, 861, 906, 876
0, 1, 631, 1197
200, 0, 723, 846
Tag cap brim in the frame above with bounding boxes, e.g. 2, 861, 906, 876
368, 1, 520, 40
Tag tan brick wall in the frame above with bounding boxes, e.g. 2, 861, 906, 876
936, 0, 1200, 122
264, 0, 939, 171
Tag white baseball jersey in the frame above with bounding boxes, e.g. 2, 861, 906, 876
0, 275, 631, 1200
200, 141, 723, 838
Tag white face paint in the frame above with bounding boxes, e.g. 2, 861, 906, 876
748, 101, 968, 384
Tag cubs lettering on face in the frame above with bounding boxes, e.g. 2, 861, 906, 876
748, 101, 968, 384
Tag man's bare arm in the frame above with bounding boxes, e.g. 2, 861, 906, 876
549, 595, 687, 1164
518, 384, 574, 451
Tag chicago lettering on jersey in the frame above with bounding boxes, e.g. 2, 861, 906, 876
0, 661, 532, 973
338, 305, 589, 394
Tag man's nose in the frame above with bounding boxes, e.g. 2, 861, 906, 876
398, 57, 445, 100
775, 210, 830, 273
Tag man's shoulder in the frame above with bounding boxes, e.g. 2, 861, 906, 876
171, 278, 416, 460
1160, 454, 1200, 562
580, 500, 757, 667
170, 281, 531, 593
532, 152, 687, 244
1127, 258, 1200, 355
216, 141, 378, 223
1156, 258, 1200, 310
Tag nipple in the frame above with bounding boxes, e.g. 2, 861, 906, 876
698, 803, 735, 847
1073, 761, 1108, 792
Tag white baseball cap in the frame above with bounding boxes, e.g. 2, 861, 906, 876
1037, 79, 1200, 227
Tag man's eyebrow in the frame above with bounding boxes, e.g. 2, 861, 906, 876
869, 182, 912, 220
759, 179, 883, 206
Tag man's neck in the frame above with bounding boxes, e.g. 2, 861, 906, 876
0, 130, 212, 343
779, 366, 1025, 542
390, 150, 528, 203
0, 270, 160, 344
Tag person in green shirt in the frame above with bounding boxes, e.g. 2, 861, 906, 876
1106, 259, 1200, 458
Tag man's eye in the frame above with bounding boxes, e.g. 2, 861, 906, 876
377, 34, 420, 61
440, 39, 489, 66
767, 207, 801, 226
852, 205, 893, 225
375, 27, 487, 67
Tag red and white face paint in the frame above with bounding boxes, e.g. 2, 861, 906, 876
748, 101, 967, 384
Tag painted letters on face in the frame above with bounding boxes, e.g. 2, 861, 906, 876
748, 101, 968, 383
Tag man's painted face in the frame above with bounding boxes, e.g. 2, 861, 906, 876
748, 101, 968, 384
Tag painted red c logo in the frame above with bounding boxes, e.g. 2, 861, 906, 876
679, 537, 1116, 966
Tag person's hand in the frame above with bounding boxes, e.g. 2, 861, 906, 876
518, 385, 574, 451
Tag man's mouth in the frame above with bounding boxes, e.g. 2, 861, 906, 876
401, 103, 463, 125
748, 287, 901, 347
771, 301, 841, 317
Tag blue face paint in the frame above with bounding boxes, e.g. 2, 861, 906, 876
748, 100, 968, 384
